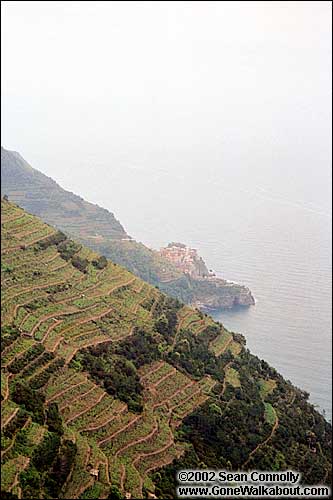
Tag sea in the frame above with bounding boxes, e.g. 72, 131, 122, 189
84, 160, 332, 421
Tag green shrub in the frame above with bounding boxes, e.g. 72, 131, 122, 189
37, 231, 67, 250
92, 255, 108, 269
71, 255, 89, 273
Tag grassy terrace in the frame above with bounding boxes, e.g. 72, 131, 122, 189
209, 330, 232, 356
40, 361, 214, 499
224, 367, 241, 388
1, 200, 219, 499
3, 200, 320, 499
258, 378, 277, 400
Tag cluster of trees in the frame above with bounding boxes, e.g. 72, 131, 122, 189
29, 358, 64, 390
1, 325, 20, 351
10, 376, 78, 499
92, 255, 108, 269
36, 231, 90, 273
19, 425, 77, 498
7, 344, 45, 374
115, 328, 160, 368
152, 295, 182, 344
37, 231, 67, 250
154, 344, 332, 497
75, 345, 144, 412
21, 352, 53, 378
12, 381, 46, 424
167, 327, 226, 380
2, 408, 29, 440
1, 262, 13, 273
57, 239, 81, 260
71, 255, 89, 273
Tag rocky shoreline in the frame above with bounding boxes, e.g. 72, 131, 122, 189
191, 278, 255, 310
158, 243, 255, 311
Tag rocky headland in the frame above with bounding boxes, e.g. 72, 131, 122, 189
158, 242, 255, 310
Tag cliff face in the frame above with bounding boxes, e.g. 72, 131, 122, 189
190, 277, 255, 310
1, 147, 254, 310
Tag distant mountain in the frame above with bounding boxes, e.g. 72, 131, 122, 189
1, 147, 128, 241
1, 146, 254, 310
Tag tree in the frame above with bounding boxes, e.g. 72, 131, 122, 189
108, 485, 122, 500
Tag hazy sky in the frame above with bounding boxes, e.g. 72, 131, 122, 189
1, 1, 332, 214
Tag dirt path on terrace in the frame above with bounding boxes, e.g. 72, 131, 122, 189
65, 392, 106, 425
1, 417, 31, 459
45, 379, 87, 404
220, 361, 234, 397
120, 464, 126, 493
9, 457, 30, 493
5, 270, 77, 310
38, 299, 118, 349
42, 320, 63, 345
213, 335, 233, 358
13, 350, 46, 378
153, 381, 195, 410
63, 324, 135, 365
81, 405, 127, 433
140, 361, 164, 382
2, 213, 26, 224
52, 267, 111, 306
30, 303, 99, 337
186, 317, 205, 332
169, 387, 203, 415
14, 226, 48, 240
195, 321, 211, 335
2, 230, 57, 254
115, 418, 159, 459
60, 386, 95, 411
2, 338, 22, 358
3, 374, 11, 401
243, 414, 279, 467
172, 310, 194, 347
25, 356, 60, 381
19, 311, 31, 328
66, 327, 99, 341
75, 476, 94, 499
133, 429, 175, 495
3, 344, 36, 369
98, 415, 142, 446
151, 367, 177, 390
106, 277, 136, 296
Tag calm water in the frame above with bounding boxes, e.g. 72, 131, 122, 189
84, 162, 332, 421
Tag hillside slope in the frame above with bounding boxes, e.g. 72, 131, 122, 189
1, 147, 127, 241
1, 147, 254, 310
1, 199, 331, 499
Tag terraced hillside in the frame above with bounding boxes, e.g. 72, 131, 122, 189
1, 146, 254, 310
1, 147, 127, 242
1, 199, 331, 499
